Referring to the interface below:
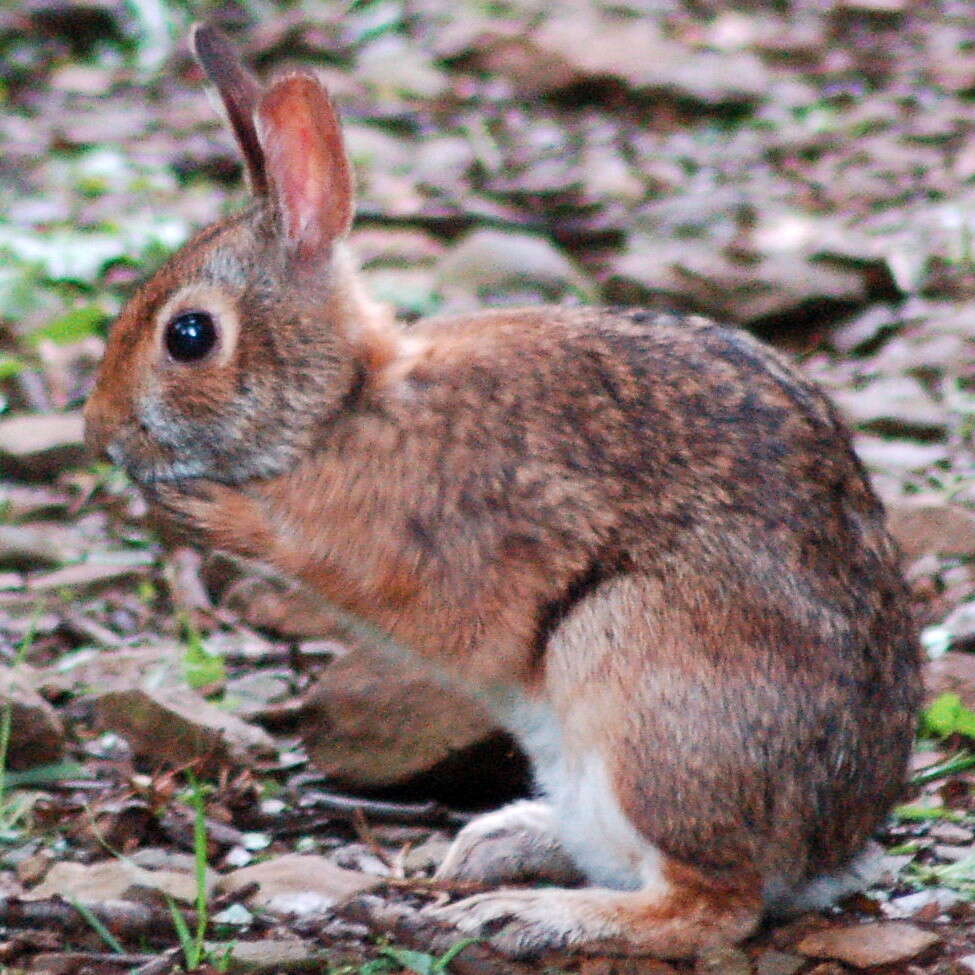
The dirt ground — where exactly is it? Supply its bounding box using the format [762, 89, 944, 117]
[3, 0, 975, 972]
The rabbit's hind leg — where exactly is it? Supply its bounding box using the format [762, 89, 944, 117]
[425, 854, 761, 959]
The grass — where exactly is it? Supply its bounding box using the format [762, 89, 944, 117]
[0, 609, 43, 839]
[912, 750, 975, 787]
[330, 938, 482, 975]
[70, 770, 232, 970]
[67, 897, 126, 955]
[181, 614, 226, 691]
[166, 771, 229, 971]
[920, 693, 975, 740]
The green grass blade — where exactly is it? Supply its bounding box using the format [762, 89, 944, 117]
[434, 939, 480, 971]
[67, 897, 125, 954]
[165, 892, 198, 969]
[187, 772, 210, 964]
[4, 761, 88, 788]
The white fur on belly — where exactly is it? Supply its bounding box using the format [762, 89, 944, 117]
[485, 687, 668, 894]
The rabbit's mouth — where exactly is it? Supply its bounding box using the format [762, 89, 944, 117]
[108, 442, 209, 486]
[131, 464, 207, 485]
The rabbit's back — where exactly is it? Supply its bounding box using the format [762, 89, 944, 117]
[407, 304, 893, 584]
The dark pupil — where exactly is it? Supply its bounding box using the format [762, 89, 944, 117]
[165, 311, 217, 362]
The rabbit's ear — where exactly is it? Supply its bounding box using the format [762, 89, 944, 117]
[191, 23, 268, 196]
[256, 73, 353, 267]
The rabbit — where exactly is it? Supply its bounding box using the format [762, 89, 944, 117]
[84, 24, 922, 960]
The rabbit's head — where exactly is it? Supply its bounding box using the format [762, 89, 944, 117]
[85, 26, 365, 485]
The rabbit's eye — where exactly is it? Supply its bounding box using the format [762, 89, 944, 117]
[165, 311, 217, 362]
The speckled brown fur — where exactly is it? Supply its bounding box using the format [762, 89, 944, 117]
[84, 27, 921, 960]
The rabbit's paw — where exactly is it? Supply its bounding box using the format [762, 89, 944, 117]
[436, 801, 581, 887]
[145, 480, 270, 555]
[425, 888, 604, 958]
[144, 479, 223, 531]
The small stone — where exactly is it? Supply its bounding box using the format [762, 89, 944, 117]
[223, 847, 252, 869]
[695, 945, 750, 975]
[210, 903, 253, 927]
[931, 822, 974, 844]
[797, 922, 939, 967]
[886, 497, 975, 562]
[755, 950, 804, 975]
[884, 887, 961, 918]
[933, 844, 973, 863]
[935, 606, 975, 654]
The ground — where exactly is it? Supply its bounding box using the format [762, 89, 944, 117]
[2, 0, 975, 972]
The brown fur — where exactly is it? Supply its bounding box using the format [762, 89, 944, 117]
[84, 26, 921, 959]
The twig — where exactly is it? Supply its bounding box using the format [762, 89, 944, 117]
[130, 945, 182, 975]
[295, 789, 472, 828]
[31, 951, 159, 968]
[353, 806, 395, 870]
[210, 881, 259, 912]
[0, 895, 196, 939]
[58, 610, 124, 648]
[158, 806, 248, 849]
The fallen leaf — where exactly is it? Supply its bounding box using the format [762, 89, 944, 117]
[25, 857, 214, 905]
[94, 686, 277, 771]
[218, 853, 381, 916]
[796, 922, 939, 967]
[0, 665, 64, 769]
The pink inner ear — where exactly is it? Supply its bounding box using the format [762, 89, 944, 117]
[256, 75, 353, 264]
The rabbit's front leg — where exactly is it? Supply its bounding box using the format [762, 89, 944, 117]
[147, 480, 273, 558]
[436, 800, 582, 887]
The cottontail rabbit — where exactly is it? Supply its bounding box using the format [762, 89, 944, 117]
[84, 25, 921, 959]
